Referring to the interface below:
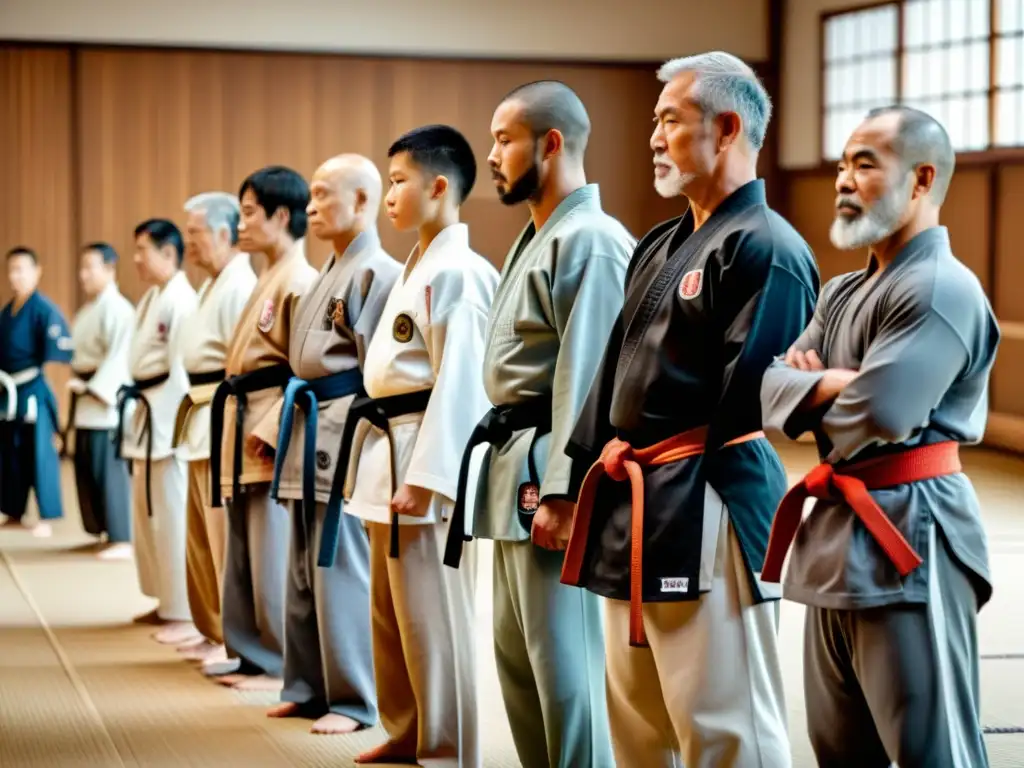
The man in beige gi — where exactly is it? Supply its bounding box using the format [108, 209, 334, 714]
[174, 192, 257, 669]
[208, 166, 317, 691]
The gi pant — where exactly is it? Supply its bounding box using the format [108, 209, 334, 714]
[221, 483, 288, 678]
[602, 492, 791, 768]
[280, 500, 376, 726]
[367, 519, 479, 767]
[804, 523, 990, 768]
[493, 539, 613, 768]
[131, 456, 190, 622]
[74, 428, 132, 542]
[0, 420, 62, 523]
[185, 460, 226, 644]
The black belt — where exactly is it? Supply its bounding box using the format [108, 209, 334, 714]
[319, 388, 432, 567]
[209, 364, 293, 508]
[114, 372, 171, 517]
[189, 369, 226, 387]
[443, 397, 552, 568]
[59, 368, 96, 459]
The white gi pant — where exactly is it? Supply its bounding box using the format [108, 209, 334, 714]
[602, 486, 791, 768]
[131, 456, 190, 622]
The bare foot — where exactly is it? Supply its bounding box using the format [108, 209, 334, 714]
[30, 522, 52, 538]
[311, 713, 361, 735]
[153, 622, 201, 645]
[97, 542, 133, 561]
[213, 673, 249, 687]
[232, 674, 283, 692]
[178, 639, 220, 660]
[266, 701, 302, 718]
[354, 742, 418, 764]
[201, 649, 239, 677]
[1, 517, 25, 528]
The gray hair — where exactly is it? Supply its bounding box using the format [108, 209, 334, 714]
[656, 51, 772, 151]
[863, 105, 955, 205]
[184, 191, 241, 245]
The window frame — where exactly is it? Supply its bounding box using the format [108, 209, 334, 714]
[819, 0, 1024, 166]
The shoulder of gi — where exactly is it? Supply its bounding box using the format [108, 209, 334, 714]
[427, 248, 499, 315]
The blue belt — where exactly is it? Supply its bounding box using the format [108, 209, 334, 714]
[269, 368, 364, 515]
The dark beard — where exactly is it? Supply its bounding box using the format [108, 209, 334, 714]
[497, 144, 542, 205]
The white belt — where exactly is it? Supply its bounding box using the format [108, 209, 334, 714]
[10, 366, 41, 386]
[0, 371, 16, 421]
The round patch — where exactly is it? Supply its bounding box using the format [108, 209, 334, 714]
[258, 299, 275, 333]
[315, 450, 331, 471]
[517, 482, 540, 513]
[392, 313, 414, 343]
[48, 323, 62, 339]
[678, 269, 703, 300]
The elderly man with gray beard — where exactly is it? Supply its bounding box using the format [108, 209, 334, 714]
[173, 192, 257, 666]
[560, 51, 817, 768]
[760, 105, 997, 768]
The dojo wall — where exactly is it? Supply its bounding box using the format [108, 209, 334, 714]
[778, 0, 1024, 454]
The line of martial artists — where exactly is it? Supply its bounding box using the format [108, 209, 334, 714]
[1, 46, 997, 768]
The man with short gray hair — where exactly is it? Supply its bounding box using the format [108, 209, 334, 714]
[561, 51, 816, 767]
[761, 105, 996, 767]
[171, 191, 257, 669]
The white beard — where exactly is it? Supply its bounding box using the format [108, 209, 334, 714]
[653, 157, 695, 198]
[829, 176, 913, 250]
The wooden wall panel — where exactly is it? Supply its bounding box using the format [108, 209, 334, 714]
[994, 167, 1024, 324]
[0, 46, 75, 406]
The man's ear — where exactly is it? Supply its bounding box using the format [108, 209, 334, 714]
[542, 128, 564, 160]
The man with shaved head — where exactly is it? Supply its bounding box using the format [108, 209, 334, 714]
[761, 105, 998, 767]
[263, 153, 397, 734]
[443, 80, 633, 767]
[172, 191, 257, 667]
[561, 52, 817, 767]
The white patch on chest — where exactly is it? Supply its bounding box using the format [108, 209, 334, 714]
[258, 299, 275, 333]
[659, 577, 689, 593]
[678, 269, 704, 300]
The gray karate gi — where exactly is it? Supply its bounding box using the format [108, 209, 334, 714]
[469, 184, 633, 768]
[272, 230, 399, 724]
[760, 226, 999, 768]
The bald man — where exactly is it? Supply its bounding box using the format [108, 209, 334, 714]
[444, 80, 631, 767]
[263, 154, 398, 734]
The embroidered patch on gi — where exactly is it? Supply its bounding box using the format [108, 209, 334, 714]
[258, 299, 275, 333]
[392, 313, 414, 343]
[316, 450, 331, 471]
[324, 297, 346, 331]
[157, 321, 169, 341]
[57, 337, 73, 351]
[517, 482, 540, 513]
[678, 269, 703, 300]
[660, 577, 689, 593]
[48, 323, 62, 339]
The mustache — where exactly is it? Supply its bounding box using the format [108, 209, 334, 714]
[835, 196, 864, 214]
[491, 170, 507, 183]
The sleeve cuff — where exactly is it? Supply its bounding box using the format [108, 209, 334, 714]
[404, 471, 458, 505]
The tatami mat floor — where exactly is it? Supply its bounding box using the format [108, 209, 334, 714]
[1, 444, 1023, 767]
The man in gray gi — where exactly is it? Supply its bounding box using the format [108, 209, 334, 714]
[444, 80, 633, 768]
[760, 105, 998, 768]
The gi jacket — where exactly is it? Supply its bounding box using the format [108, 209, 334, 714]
[566, 180, 820, 604]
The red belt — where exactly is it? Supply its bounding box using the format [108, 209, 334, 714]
[560, 426, 764, 647]
[761, 441, 962, 583]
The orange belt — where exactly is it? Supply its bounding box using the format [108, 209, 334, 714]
[761, 441, 962, 584]
[561, 426, 764, 647]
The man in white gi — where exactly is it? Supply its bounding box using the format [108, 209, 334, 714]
[444, 81, 631, 768]
[65, 242, 135, 560]
[119, 219, 199, 637]
[561, 53, 817, 768]
[173, 192, 257, 667]
[265, 154, 397, 734]
[760, 105, 997, 768]
[209, 166, 317, 692]
[340, 125, 497, 766]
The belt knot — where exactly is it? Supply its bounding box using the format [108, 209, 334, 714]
[804, 463, 835, 498]
[598, 438, 635, 482]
